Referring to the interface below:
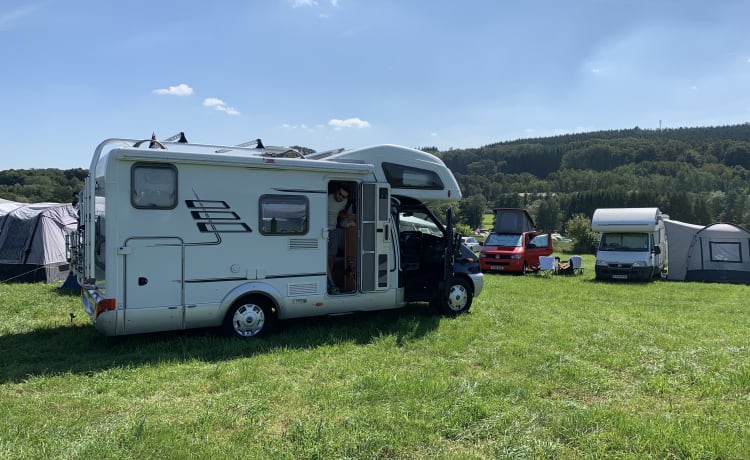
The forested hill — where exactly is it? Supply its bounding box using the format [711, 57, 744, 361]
[434, 123, 750, 230]
[0, 168, 87, 204]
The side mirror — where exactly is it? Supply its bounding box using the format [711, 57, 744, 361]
[652, 245, 661, 255]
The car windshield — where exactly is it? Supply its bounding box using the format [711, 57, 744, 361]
[399, 212, 442, 236]
[485, 233, 523, 247]
[599, 233, 650, 252]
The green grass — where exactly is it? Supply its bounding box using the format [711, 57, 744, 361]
[2, 261, 750, 459]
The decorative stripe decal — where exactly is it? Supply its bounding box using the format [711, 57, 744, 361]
[186, 199, 252, 233]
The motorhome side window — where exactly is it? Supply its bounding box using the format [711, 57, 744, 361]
[131, 163, 178, 209]
[259, 195, 309, 235]
[381, 162, 444, 190]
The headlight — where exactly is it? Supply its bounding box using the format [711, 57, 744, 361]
[510, 254, 522, 259]
[595, 259, 607, 266]
[631, 261, 646, 267]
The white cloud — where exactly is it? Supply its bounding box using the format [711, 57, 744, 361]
[292, 0, 318, 7]
[282, 123, 316, 133]
[203, 97, 225, 107]
[203, 97, 240, 115]
[291, 0, 339, 9]
[153, 83, 194, 96]
[328, 117, 370, 130]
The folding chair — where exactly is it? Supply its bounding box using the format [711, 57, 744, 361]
[569, 255, 584, 275]
[537, 256, 556, 276]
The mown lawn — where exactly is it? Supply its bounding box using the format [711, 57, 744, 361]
[1, 259, 749, 459]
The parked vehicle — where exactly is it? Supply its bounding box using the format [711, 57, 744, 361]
[479, 232, 553, 273]
[461, 236, 481, 252]
[69, 136, 483, 338]
[479, 208, 553, 273]
[592, 207, 668, 281]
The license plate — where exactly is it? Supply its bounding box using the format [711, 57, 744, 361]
[612, 274, 628, 280]
[490, 266, 504, 271]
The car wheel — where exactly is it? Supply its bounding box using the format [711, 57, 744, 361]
[437, 277, 472, 316]
[223, 297, 276, 338]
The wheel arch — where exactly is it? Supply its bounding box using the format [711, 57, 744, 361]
[220, 282, 283, 322]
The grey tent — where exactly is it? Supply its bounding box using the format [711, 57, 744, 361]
[665, 219, 750, 283]
[0, 199, 23, 230]
[0, 202, 78, 283]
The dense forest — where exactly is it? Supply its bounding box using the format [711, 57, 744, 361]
[431, 123, 750, 233]
[2, 124, 750, 235]
[0, 168, 87, 204]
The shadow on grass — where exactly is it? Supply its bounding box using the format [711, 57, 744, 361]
[0, 303, 443, 384]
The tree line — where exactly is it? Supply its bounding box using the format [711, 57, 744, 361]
[435, 124, 750, 234]
[0, 168, 87, 204]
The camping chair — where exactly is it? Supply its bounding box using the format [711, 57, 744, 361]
[537, 256, 556, 276]
[569, 255, 584, 275]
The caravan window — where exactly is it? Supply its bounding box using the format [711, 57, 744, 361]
[259, 195, 309, 235]
[382, 162, 444, 190]
[131, 163, 177, 209]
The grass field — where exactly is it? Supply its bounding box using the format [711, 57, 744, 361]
[2, 257, 750, 459]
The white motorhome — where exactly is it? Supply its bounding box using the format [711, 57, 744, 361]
[591, 207, 668, 281]
[69, 137, 483, 338]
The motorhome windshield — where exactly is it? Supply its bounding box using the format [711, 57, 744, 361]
[599, 233, 650, 252]
[485, 233, 523, 247]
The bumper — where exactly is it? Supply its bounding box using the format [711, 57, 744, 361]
[82, 288, 118, 335]
[595, 266, 653, 281]
[479, 259, 524, 273]
[469, 272, 484, 298]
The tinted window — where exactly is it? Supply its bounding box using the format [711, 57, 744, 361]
[259, 195, 309, 235]
[131, 163, 177, 209]
[382, 162, 443, 190]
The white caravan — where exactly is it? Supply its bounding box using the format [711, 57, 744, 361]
[591, 207, 668, 281]
[69, 137, 483, 338]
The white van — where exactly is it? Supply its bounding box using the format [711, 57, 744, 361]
[591, 207, 668, 281]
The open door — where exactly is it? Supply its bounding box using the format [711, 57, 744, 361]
[443, 207, 456, 295]
[359, 183, 390, 291]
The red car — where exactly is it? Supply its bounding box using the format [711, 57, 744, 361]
[479, 208, 553, 273]
[479, 231, 553, 273]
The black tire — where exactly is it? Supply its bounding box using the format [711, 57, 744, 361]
[222, 297, 276, 338]
[437, 277, 473, 316]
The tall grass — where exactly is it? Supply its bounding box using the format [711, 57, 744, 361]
[1, 261, 749, 459]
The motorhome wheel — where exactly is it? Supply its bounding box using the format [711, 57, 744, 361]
[223, 298, 276, 338]
[437, 277, 472, 316]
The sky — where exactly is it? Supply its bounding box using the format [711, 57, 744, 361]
[2, 0, 750, 170]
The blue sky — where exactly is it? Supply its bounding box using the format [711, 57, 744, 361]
[2, 0, 749, 170]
